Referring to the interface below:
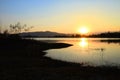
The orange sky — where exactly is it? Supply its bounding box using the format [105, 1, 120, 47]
[0, 0, 120, 33]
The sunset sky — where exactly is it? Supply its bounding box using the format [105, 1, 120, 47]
[0, 0, 120, 33]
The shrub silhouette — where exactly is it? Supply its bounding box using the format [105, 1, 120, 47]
[0, 22, 33, 40]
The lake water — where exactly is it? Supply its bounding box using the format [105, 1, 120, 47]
[34, 38, 120, 66]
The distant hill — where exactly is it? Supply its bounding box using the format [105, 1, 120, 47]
[20, 31, 65, 37]
[20, 31, 120, 38]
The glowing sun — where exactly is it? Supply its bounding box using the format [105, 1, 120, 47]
[78, 27, 89, 34]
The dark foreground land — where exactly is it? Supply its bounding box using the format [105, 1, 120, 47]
[0, 39, 120, 80]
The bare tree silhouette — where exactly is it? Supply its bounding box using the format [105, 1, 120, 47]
[9, 22, 33, 34]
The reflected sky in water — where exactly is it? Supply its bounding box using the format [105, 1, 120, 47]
[36, 38, 120, 66]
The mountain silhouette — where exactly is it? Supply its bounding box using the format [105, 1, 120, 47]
[20, 31, 65, 37]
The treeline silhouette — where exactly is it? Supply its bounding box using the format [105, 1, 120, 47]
[54, 34, 81, 38]
[1, 31, 120, 39]
[89, 32, 120, 38]
[54, 32, 120, 38]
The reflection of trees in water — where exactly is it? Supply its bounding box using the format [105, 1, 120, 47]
[100, 39, 120, 44]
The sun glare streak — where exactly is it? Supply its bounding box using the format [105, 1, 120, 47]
[79, 38, 88, 47]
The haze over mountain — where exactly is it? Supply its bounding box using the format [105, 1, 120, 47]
[20, 31, 65, 37]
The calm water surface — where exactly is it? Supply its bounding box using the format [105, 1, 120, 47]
[34, 38, 120, 66]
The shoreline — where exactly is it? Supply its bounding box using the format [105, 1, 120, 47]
[0, 39, 120, 80]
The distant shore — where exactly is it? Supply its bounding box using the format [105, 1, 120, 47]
[0, 38, 120, 80]
[20, 31, 120, 38]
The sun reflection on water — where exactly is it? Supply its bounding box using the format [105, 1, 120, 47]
[79, 38, 88, 47]
[45, 38, 120, 66]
